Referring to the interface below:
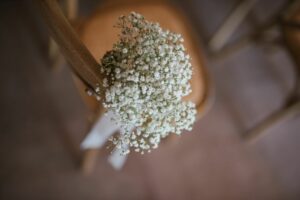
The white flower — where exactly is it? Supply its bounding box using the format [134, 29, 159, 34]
[100, 12, 196, 155]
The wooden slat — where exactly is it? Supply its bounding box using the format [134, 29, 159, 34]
[36, 0, 103, 95]
[245, 101, 300, 142]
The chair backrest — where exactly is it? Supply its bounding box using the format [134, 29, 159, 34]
[37, 0, 104, 98]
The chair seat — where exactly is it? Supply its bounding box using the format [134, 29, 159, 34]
[78, 1, 210, 116]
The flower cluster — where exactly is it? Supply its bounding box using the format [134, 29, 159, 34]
[100, 12, 196, 155]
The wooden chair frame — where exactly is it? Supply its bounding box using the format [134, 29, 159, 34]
[36, 0, 213, 173]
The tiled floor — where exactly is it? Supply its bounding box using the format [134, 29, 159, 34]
[0, 0, 299, 199]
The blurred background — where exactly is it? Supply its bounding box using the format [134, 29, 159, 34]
[1, 0, 300, 199]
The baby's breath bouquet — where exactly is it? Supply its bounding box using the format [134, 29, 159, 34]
[99, 12, 196, 155]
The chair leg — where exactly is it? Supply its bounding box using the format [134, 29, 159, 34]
[81, 149, 101, 175]
[244, 101, 300, 143]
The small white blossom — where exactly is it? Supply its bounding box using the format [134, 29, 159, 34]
[122, 48, 128, 54]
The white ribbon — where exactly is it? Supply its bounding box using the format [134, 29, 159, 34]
[80, 111, 128, 170]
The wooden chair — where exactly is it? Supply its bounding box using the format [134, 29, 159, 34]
[37, 0, 212, 174]
[199, 0, 300, 142]
[244, 1, 300, 142]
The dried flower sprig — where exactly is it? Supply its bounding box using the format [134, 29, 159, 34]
[100, 12, 196, 155]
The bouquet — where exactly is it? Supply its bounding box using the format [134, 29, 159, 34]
[98, 12, 196, 155]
